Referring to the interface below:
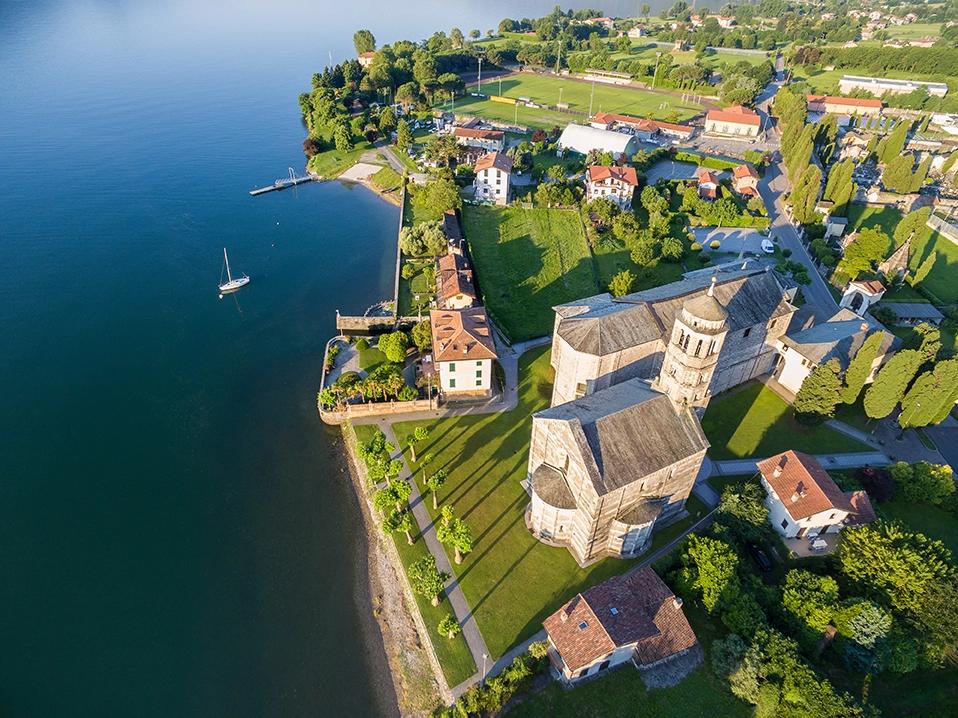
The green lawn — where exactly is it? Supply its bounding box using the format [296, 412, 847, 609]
[370, 166, 402, 191]
[306, 130, 377, 179]
[454, 73, 704, 127]
[393, 347, 709, 658]
[791, 67, 955, 93]
[398, 259, 435, 317]
[833, 396, 878, 436]
[592, 243, 687, 295]
[883, 22, 943, 40]
[908, 229, 958, 303]
[463, 205, 597, 342]
[358, 346, 389, 372]
[701, 384, 872, 460]
[882, 500, 958, 555]
[846, 205, 902, 236]
[403, 189, 443, 228]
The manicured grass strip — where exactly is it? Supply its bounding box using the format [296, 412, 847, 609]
[846, 204, 902, 236]
[398, 259, 435, 317]
[882, 499, 958, 556]
[701, 384, 871, 461]
[463, 206, 597, 342]
[358, 347, 388, 372]
[307, 134, 376, 179]
[370, 166, 402, 191]
[394, 347, 710, 657]
[909, 229, 958, 303]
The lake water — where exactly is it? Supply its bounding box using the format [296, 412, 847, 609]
[0, 0, 674, 715]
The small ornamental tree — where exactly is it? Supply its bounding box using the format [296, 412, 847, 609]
[890, 461, 956, 505]
[375, 479, 411, 512]
[840, 331, 884, 404]
[438, 615, 461, 639]
[437, 516, 473, 564]
[863, 349, 924, 419]
[419, 453, 435, 482]
[411, 320, 432, 353]
[378, 331, 410, 363]
[608, 269, 636, 298]
[408, 426, 429, 462]
[441, 504, 455, 526]
[383, 509, 415, 545]
[794, 358, 842, 425]
[408, 554, 450, 606]
[426, 469, 449, 510]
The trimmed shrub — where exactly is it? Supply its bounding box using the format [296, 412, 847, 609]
[691, 242, 703, 252]
[710, 239, 721, 250]
[356, 338, 370, 351]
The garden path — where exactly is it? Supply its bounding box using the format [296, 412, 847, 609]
[712, 451, 889, 476]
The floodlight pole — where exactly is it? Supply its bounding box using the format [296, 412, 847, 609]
[478, 58, 482, 94]
[589, 78, 596, 117]
[652, 52, 662, 91]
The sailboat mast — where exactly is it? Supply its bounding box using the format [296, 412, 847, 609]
[223, 248, 233, 282]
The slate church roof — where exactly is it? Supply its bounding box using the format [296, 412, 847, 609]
[782, 308, 898, 368]
[534, 379, 709, 496]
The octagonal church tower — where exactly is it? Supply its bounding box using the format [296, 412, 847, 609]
[652, 277, 729, 413]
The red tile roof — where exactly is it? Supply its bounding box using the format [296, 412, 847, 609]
[430, 308, 497, 362]
[588, 165, 639, 186]
[698, 171, 718, 186]
[544, 567, 698, 674]
[733, 164, 760, 179]
[437, 253, 476, 303]
[707, 105, 761, 126]
[807, 95, 883, 110]
[847, 490, 877, 524]
[850, 279, 885, 295]
[758, 451, 855, 521]
[453, 127, 504, 141]
[652, 121, 693, 135]
[474, 151, 513, 173]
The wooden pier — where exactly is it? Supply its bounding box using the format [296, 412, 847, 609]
[250, 168, 321, 196]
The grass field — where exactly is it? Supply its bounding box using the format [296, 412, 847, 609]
[701, 384, 872, 460]
[883, 499, 958, 555]
[397, 259, 435, 316]
[454, 73, 704, 129]
[370, 166, 402, 191]
[792, 66, 955, 93]
[909, 229, 958, 303]
[462, 205, 597, 342]
[882, 22, 943, 40]
[592, 242, 687, 295]
[846, 204, 902, 236]
[393, 347, 710, 657]
[306, 127, 376, 178]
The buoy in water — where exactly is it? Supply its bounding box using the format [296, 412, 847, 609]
[219, 293, 224, 299]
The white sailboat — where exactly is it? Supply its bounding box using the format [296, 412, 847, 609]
[218, 247, 249, 295]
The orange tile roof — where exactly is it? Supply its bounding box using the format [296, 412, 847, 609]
[544, 567, 697, 673]
[429, 308, 497, 362]
[474, 151, 513, 173]
[808, 95, 883, 110]
[733, 164, 759, 179]
[453, 127, 504, 141]
[437, 253, 475, 302]
[587, 165, 639, 186]
[847, 490, 877, 524]
[758, 451, 855, 521]
[850, 279, 885, 295]
[707, 105, 761, 126]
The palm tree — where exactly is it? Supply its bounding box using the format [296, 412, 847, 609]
[426, 470, 448, 510]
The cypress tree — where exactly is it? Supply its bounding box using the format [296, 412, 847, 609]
[942, 152, 958, 175]
[912, 252, 937, 287]
[882, 154, 916, 194]
[894, 207, 931, 245]
[841, 331, 885, 405]
[863, 349, 925, 419]
[900, 360, 958, 429]
[794, 359, 843, 426]
[787, 126, 815, 184]
[909, 155, 932, 193]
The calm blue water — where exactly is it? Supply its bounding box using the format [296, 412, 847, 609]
[0, 0, 672, 715]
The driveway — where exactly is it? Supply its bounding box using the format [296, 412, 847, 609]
[692, 227, 767, 255]
[922, 425, 958, 471]
[644, 160, 711, 184]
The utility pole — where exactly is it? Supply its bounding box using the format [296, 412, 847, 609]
[499, 75, 502, 96]
[559, 87, 564, 106]
[589, 77, 596, 117]
[477, 57, 483, 95]
[652, 51, 662, 91]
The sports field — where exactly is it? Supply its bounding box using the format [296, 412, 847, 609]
[454, 72, 704, 129]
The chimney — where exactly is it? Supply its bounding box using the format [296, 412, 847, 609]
[773, 466, 782, 478]
[673, 596, 684, 610]
[790, 493, 799, 503]
[560, 613, 568, 622]
[861, 323, 869, 332]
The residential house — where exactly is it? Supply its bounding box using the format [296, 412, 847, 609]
[442, 210, 466, 255]
[717, 16, 735, 28]
[909, 37, 938, 48]
[557, 124, 640, 159]
[840, 131, 872, 162]
[654, 121, 694, 140]
[453, 127, 506, 152]
[543, 567, 700, 685]
[759, 451, 876, 539]
[584, 16, 614, 30]
[731, 164, 760, 197]
[358, 51, 376, 68]
[473, 151, 512, 205]
[697, 171, 720, 200]
[436, 253, 476, 309]
[429, 307, 498, 396]
[705, 106, 761, 137]
[586, 165, 639, 209]
[774, 308, 897, 394]
[807, 95, 883, 116]
[627, 25, 646, 38]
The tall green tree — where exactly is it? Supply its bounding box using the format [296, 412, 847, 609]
[823, 159, 856, 217]
[407, 426, 429, 462]
[608, 269, 636, 297]
[863, 349, 924, 419]
[789, 164, 822, 224]
[841, 331, 884, 404]
[794, 358, 842, 425]
[437, 515, 473, 564]
[840, 227, 890, 279]
[374, 479, 412, 513]
[383, 508, 415, 544]
[425, 469, 448, 510]
[408, 554, 450, 606]
[411, 319, 432, 353]
[676, 535, 739, 614]
[782, 570, 840, 651]
[353, 29, 376, 55]
[894, 207, 931, 246]
[876, 119, 910, 165]
[378, 106, 397, 135]
[378, 331, 410, 363]
[713, 482, 769, 543]
[890, 461, 956, 504]
[900, 360, 958, 429]
[785, 125, 815, 184]
[911, 252, 937, 287]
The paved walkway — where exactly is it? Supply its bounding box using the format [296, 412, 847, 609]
[374, 421, 492, 684]
[712, 451, 889, 476]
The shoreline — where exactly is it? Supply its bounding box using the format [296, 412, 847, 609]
[338, 421, 447, 717]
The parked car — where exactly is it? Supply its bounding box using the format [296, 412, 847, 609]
[747, 543, 773, 571]
[761, 238, 775, 254]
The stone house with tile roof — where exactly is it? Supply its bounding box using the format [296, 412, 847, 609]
[473, 152, 512, 205]
[436, 253, 476, 309]
[759, 451, 876, 539]
[586, 165, 639, 209]
[732, 164, 760, 197]
[543, 566, 700, 684]
[429, 308, 498, 396]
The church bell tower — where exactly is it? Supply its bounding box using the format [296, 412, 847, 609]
[652, 277, 729, 413]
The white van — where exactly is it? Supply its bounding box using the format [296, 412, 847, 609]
[761, 239, 775, 254]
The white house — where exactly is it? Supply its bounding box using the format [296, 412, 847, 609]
[557, 124, 640, 159]
[759, 451, 876, 539]
[705, 106, 761, 137]
[586, 165, 639, 209]
[774, 308, 897, 395]
[839, 280, 885, 316]
[453, 127, 506, 152]
[473, 152, 512, 205]
[429, 307, 498, 396]
[543, 567, 700, 685]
